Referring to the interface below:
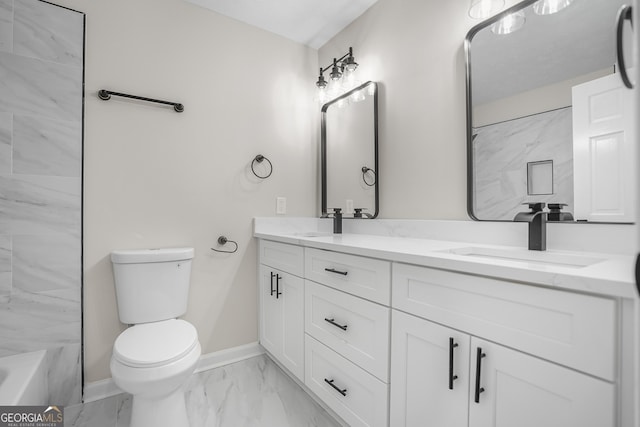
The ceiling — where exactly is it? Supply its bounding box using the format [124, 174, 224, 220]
[183, 0, 379, 49]
[471, 0, 627, 105]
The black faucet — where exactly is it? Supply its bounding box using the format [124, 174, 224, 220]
[514, 202, 547, 251]
[353, 208, 373, 219]
[331, 208, 342, 234]
[547, 203, 574, 222]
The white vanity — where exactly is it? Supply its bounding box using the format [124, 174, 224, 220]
[255, 218, 638, 427]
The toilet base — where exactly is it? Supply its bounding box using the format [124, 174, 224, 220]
[129, 386, 190, 427]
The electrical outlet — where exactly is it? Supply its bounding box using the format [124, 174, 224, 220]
[346, 199, 354, 214]
[276, 197, 286, 215]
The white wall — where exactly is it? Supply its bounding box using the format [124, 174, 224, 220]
[474, 68, 613, 127]
[54, 0, 318, 382]
[320, 0, 478, 219]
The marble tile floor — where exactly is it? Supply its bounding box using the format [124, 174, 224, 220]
[65, 354, 343, 427]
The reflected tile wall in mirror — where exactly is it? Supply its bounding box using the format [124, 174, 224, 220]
[0, 0, 84, 406]
[473, 107, 573, 220]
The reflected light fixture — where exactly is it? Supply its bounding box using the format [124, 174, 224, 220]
[468, 0, 505, 19]
[533, 0, 573, 15]
[491, 10, 526, 35]
[316, 47, 359, 103]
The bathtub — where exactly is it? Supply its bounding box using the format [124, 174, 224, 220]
[0, 350, 48, 405]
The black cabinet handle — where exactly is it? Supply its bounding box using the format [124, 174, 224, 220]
[616, 4, 634, 89]
[269, 272, 275, 296]
[324, 317, 348, 331]
[474, 347, 486, 403]
[325, 267, 348, 276]
[324, 378, 347, 396]
[449, 337, 459, 390]
[275, 274, 282, 299]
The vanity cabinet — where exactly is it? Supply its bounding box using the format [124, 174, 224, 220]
[258, 237, 625, 427]
[391, 263, 617, 427]
[258, 241, 305, 381]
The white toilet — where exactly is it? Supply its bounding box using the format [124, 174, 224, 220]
[110, 247, 201, 427]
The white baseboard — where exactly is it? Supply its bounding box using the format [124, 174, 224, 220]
[83, 342, 264, 403]
[194, 342, 264, 374]
[83, 377, 122, 403]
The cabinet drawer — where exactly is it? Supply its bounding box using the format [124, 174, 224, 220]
[259, 240, 304, 277]
[305, 280, 390, 382]
[305, 335, 389, 427]
[305, 248, 391, 305]
[392, 263, 616, 381]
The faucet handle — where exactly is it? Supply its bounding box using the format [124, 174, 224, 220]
[548, 203, 568, 211]
[523, 202, 546, 212]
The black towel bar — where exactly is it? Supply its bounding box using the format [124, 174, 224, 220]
[98, 89, 184, 113]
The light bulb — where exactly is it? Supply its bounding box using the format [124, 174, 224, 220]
[342, 68, 357, 90]
[318, 87, 328, 104]
[468, 0, 505, 19]
[533, 0, 573, 15]
[491, 10, 525, 35]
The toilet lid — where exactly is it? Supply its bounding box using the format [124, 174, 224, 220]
[113, 319, 198, 368]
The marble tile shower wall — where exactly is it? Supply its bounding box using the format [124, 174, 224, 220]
[473, 107, 573, 221]
[0, 0, 83, 406]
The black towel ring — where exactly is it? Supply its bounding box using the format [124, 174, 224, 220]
[211, 236, 238, 254]
[251, 155, 273, 179]
[362, 166, 376, 187]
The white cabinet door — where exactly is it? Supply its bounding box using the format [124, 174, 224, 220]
[469, 338, 615, 427]
[259, 265, 304, 381]
[573, 73, 636, 222]
[260, 265, 282, 357]
[390, 310, 470, 427]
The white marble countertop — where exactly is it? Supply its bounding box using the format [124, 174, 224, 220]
[254, 219, 638, 300]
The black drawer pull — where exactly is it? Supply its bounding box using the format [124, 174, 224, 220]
[275, 274, 282, 299]
[324, 317, 348, 331]
[324, 378, 347, 396]
[474, 347, 486, 403]
[449, 337, 459, 390]
[269, 272, 276, 296]
[325, 267, 348, 276]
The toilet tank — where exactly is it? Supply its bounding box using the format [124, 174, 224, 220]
[110, 248, 194, 324]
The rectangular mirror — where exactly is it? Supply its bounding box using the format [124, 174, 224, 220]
[322, 81, 378, 218]
[465, 0, 635, 223]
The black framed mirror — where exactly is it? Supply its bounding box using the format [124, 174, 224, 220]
[321, 81, 379, 219]
[465, 0, 635, 223]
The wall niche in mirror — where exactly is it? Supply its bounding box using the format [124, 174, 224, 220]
[322, 81, 378, 219]
[465, 0, 636, 223]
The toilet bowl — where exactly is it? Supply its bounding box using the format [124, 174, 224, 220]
[109, 248, 200, 427]
[111, 319, 201, 427]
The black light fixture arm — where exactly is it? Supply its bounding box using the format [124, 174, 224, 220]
[318, 48, 353, 74]
[316, 47, 357, 88]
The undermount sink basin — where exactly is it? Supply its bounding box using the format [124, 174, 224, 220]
[446, 247, 604, 268]
[292, 232, 333, 238]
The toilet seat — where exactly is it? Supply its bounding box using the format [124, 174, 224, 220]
[113, 319, 198, 368]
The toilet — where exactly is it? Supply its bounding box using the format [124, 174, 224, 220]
[110, 247, 201, 427]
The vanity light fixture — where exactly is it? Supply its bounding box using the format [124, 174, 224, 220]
[316, 47, 359, 103]
[533, 0, 573, 15]
[468, 0, 505, 19]
[491, 10, 526, 35]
